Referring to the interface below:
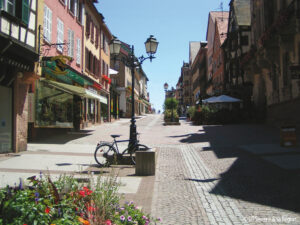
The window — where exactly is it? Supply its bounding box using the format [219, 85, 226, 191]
[68, 0, 75, 15]
[1, 0, 29, 24]
[1, 0, 16, 16]
[95, 27, 99, 48]
[77, 2, 82, 23]
[57, 18, 64, 52]
[85, 14, 90, 36]
[44, 5, 52, 42]
[76, 38, 81, 65]
[68, 29, 74, 57]
[90, 20, 94, 43]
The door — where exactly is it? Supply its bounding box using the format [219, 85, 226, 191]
[0, 85, 12, 153]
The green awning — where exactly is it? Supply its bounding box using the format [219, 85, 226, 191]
[41, 79, 106, 103]
[42, 61, 93, 86]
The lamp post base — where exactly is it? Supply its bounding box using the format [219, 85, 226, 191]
[129, 117, 137, 148]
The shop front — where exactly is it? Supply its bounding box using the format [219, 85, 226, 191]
[0, 85, 12, 153]
[31, 57, 103, 138]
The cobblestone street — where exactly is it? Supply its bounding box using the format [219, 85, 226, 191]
[2, 114, 300, 224]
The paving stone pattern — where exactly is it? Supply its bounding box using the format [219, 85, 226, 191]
[151, 144, 300, 225]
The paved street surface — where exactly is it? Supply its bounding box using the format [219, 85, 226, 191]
[1, 114, 300, 224]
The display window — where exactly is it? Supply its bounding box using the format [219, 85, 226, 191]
[35, 81, 74, 128]
[0, 85, 12, 153]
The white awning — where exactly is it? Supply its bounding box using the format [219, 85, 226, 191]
[109, 68, 118, 75]
[85, 89, 107, 104]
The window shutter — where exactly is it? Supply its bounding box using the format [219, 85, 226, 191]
[85, 48, 88, 70]
[95, 28, 99, 48]
[76, 38, 81, 65]
[98, 60, 101, 78]
[0, 0, 3, 10]
[91, 20, 94, 42]
[22, 0, 29, 25]
[91, 53, 94, 74]
[86, 14, 90, 36]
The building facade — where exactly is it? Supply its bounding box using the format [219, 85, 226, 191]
[211, 13, 228, 95]
[0, 0, 39, 153]
[242, 0, 300, 125]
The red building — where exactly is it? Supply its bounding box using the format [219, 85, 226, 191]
[211, 13, 228, 95]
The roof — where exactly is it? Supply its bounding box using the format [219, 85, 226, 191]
[215, 12, 229, 45]
[206, 11, 228, 41]
[232, 0, 251, 26]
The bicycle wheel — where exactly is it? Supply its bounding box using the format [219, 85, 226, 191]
[129, 144, 150, 165]
[94, 143, 116, 167]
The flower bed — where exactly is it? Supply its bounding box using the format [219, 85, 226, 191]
[0, 173, 159, 225]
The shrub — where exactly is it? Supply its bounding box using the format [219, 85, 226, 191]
[164, 109, 179, 121]
[163, 98, 178, 111]
[187, 106, 196, 120]
[0, 172, 159, 225]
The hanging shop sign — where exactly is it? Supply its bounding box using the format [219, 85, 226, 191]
[42, 56, 93, 86]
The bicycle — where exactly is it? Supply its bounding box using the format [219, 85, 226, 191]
[94, 134, 150, 167]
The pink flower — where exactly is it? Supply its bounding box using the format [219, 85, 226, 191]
[120, 215, 125, 221]
[105, 220, 112, 225]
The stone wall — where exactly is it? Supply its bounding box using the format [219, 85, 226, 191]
[14, 77, 29, 152]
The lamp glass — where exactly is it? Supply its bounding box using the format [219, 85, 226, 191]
[164, 82, 169, 90]
[109, 37, 121, 55]
[145, 35, 158, 55]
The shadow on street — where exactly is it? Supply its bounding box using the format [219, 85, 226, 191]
[29, 130, 93, 144]
[171, 123, 300, 213]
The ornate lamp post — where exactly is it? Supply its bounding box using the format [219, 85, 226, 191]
[109, 35, 158, 147]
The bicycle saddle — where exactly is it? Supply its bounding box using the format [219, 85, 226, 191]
[111, 135, 121, 138]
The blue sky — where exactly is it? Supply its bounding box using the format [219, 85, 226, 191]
[95, 0, 230, 112]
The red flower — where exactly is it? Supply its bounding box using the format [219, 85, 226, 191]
[87, 206, 96, 212]
[83, 187, 93, 195]
[79, 190, 86, 197]
[45, 207, 50, 214]
[105, 220, 112, 225]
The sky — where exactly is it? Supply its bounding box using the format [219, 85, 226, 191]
[95, 0, 230, 112]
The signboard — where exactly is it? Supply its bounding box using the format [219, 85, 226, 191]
[28, 93, 35, 123]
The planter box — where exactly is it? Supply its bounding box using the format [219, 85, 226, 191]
[163, 122, 181, 126]
[135, 148, 156, 176]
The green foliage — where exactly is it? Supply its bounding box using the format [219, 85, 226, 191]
[190, 105, 242, 125]
[187, 106, 196, 119]
[0, 172, 160, 225]
[164, 109, 179, 121]
[163, 98, 178, 111]
[112, 201, 160, 225]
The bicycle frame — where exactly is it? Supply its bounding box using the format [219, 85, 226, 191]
[111, 138, 130, 155]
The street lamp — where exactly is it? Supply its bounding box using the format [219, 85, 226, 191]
[110, 35, 158, 148]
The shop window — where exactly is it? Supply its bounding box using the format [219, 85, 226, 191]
[35, 82, 74, 128]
